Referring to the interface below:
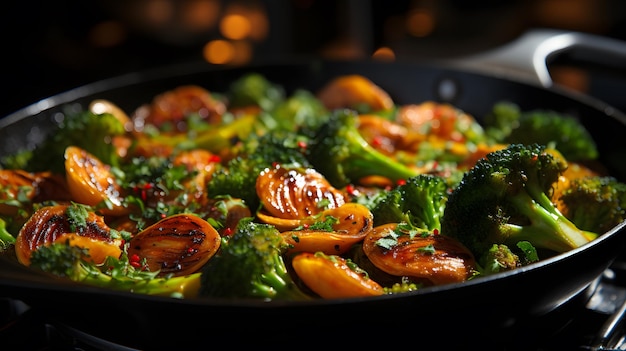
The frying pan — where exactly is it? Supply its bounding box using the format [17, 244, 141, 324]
[1, 30, 626, 349]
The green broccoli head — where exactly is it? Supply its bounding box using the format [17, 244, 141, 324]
[227, 72, 285, 111]
[0, 218, 16, 252]
[478, 244, 521, 275]
[207, 155, 261, 211]
[259, 89, 330, 133]
[5, 109, 125, 173]
[369, 174, 450, 231]
[478, 241, 540, 276]
[307, 109, 419, 188]
[483, 101, 523, 142]
[441, 143, 597, 259]
[382, 277, 420, 294]
[484, 101, 598, 161]
[558, 175, 626, 234]
[200, 217, 311, 300]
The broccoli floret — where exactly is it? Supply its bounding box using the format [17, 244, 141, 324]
[478, 242, 539, 276]
[369, 174, 450, 231]
[441, 143, 597, 260]
[479, 244, 520, 275]
[383, 277, 420, 294]
[483, 101, 523, 142]
[484, 101, 598, 161]
[308, 109, 419, 188]
[0, 150, 33, 171]
[199, 217, 311, 300]
[29, 240, 202, 298]
[206, 155, 261, 210]
[0, 217, 16, 252]
[227, 73, 330, 134]
[258, 89, 330, 133]
[2, 108, 125, 173]
[557, 176, 626, 234]
[207, 131, 311, 210]
[204, 195, 251, 235]
[227, 72, 285, 111]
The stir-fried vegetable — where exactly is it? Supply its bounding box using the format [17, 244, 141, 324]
[0, 72, 622, 300]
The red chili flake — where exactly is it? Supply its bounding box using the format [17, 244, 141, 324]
[345, 184, 355, 196]
[272, 161, 279, 168]
[143, 183, 153, 189]
[130, 254, 141, 263]
[371, 136, 383, 147]
[129, 254, 142, 268]
[160, 213, 167, 219]
[302, 223, 310, 229]
[433, 228, 439, 235]
[141, 189, 147, 201]
[223, 227, 233, 236]
[187, 247, 195, 254]
[209, 155, 221, 163]
[396, 179, 406, 186]
[297, 141, 307, 149]
[431, 161, 439, 170]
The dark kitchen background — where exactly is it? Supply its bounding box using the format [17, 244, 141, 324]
[1, 0, 626, 118]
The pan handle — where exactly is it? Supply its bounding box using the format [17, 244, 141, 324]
[459, 29, 626, 87]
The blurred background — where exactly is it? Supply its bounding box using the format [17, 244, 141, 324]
[1, 0, 626, 117]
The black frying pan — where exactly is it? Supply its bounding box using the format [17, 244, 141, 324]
[1, 30, 626, 350]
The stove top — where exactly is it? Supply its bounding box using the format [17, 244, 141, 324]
[503, 260, 626, 351]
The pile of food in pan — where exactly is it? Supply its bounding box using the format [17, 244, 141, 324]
[0, 73, 624, 301]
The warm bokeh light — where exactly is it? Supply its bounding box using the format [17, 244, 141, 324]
[533, 0, 605, 31]
[320, 37, 367, 60]
[230, 40, 253, 65]
[141, 0, 173, 29]
[246, 9, 269, 41]
[181, 0, 221, 32]
[220, 3, 269, 42]
[406, 9, 435, 38]
[203, 39, 235, 64]
[372, 47, 396, 61]
[220, 14, 251, 40]
[89, 21, 127, 48]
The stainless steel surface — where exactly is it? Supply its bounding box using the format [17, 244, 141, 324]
[461, 29, 626, 88]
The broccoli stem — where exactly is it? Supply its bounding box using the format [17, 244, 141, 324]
[143, 114, 257, 153]
[504, 189, 595, 253]
[527, 179, 599, 242]
[309, 109, 421, 187]
[191, 114, 257, 151]
[78, 267, 202, 298]
[341, 136, 419, 183]
[0, 218, 16, 251]
[255, 254, 311, 300]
